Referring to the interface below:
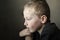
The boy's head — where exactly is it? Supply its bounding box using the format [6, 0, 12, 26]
[23, 1, 50, 33]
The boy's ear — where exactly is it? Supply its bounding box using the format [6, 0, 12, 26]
[40, 15, 47, 24]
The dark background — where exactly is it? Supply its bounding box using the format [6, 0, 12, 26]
[0, 0, 60, 40]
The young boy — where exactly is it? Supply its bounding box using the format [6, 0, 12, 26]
[19, 0, 60, 40]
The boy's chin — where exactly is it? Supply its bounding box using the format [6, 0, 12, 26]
[29, 29, 36, 33]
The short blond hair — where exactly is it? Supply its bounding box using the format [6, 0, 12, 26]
[24, 1, 50, 22]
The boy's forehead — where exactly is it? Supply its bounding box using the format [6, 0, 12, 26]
[23, 8, 35, 16]
[23, 7, 35, 14]
[23, 10, 36, 18]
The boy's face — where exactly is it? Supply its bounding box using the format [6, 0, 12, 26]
[23, 7, 42, 33]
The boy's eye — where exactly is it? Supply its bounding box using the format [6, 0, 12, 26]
[24, 16, 33, 21]
[27, 18, 32, 20]
[26, 17, 33, 21]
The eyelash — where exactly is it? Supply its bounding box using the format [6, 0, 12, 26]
[27, 18, 32, 20]
[24, 17, 33, 21]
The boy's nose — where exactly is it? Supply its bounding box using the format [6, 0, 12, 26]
[24, 21, 28, 26]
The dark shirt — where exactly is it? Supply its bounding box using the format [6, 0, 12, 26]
[20, 22, 60, 40]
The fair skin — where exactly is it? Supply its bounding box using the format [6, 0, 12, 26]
[23, 7, 42, 33]
[19, 7, 47, 40]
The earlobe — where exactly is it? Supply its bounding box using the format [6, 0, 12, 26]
[41, 15, 47, 24]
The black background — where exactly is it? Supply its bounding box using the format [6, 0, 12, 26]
[0, 0, 27, 40]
